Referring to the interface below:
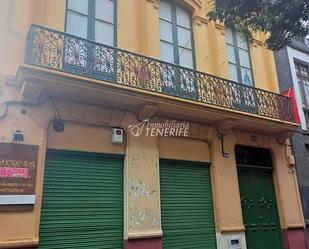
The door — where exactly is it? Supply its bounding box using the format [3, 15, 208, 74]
[160, 159, 216, 249]
[238, 168, 283, 249]
[39, 150, 123, 249]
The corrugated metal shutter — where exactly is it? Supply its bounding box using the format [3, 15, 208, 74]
[39, 150, 123, 249]
[160, 159, 217, 249]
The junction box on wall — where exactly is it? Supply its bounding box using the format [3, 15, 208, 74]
[227, 236, 241, 249]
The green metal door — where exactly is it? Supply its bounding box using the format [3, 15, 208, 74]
[160, 159, 217, 249]
[39, 150, 123, 249]
[238, 168, 283, 249]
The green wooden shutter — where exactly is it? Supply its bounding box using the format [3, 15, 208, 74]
[39, 150, 123, 249]
[160, 159, 217, 249]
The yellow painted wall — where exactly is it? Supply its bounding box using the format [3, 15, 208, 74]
[233, 130, 305, 228]
[0, 77, 214, 246]
[47, 122, 125, 154]
[0, 0, 66, 77]
[0, 0, 280, 93]
[0, 78, 130, 247]
[0, 70, 305, 247]
[159, 136, 210, 162]
[211, 129, 305, 232]
[0, 0, 304, 247]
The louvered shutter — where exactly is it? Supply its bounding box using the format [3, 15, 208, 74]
[160, 159, 216, 249]
[39, 150, 123, 249]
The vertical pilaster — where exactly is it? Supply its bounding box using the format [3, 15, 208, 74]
[271, 139, 305, 228]
[145, 0, 160, 58]
[121, 113, 162, 249]
[192, 16, 208, 71]
[211, 130, 244, 231]
[210, 130, 247, 249]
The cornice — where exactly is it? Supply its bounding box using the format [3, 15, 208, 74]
[192, 15, 208, 26]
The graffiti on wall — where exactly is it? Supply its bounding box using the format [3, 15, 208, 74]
[129, 206, 161, 231]
[129, 178, 157, 198]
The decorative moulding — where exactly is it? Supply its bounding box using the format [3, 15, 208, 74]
[192, 15, 208, 26]
[147, 0, 202, 10]
[146, 0, 159, 10]
[220, 225, 246, 232]
[215, 22, 226, 35]
[138, 103, 158, 121]
[276, 130, 294, 144]
[252, 38, 264, 47]
[191, 0, 203, 9]
[127, 230, 163, 239]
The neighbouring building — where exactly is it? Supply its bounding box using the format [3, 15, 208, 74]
[275, 34, 309, 237]
[0, 1, 308, 249]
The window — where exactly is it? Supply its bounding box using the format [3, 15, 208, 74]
[294, 34, 306, 45]
[66, 0, 116, 46]
[304, 110, 309, 129]
[226, 28, 254, 86]
[64, 0, 117, 81]
[159, 1, 194, 69]
[295, 62, 309, 108]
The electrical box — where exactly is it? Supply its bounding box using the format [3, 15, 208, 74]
[12, 130, 24, 142]
[227, 236, 241, 249]
[112, 128, 124, 144]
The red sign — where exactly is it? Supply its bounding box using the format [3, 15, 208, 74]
[0, 167, 29, 178]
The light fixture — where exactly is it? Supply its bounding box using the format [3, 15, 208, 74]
[217, 131, 229, 158]
[53, 120, 65, 132]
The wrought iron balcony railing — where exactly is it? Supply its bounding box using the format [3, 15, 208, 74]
[25, 25, 294, 122]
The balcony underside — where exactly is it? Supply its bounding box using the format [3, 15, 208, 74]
[17, 64, 298, 135]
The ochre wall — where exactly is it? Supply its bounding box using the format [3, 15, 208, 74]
[0, 79, 129, 247]
[233, 130, 305, 229]
[0, 70, 306, 248]
[47, 122, 125, 154]
[0, 77, 214, 247]
[0, 0, 304, 248]
[0, 0, 280, 93]
[159, 136, 210, 162]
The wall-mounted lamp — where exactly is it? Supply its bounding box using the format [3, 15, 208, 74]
[12, 130, 24, 143]
[53, 119, 65, 132]
[217, 131, 229, 158]
[284, 139, 296, 174]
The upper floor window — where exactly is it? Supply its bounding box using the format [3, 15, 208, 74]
[294, 34, 306, 45]
[295, 62, 309, 108]
[159, 1, 194, 69]
[304, 109, 309, 129]
[226, 28, 253, 86]
[66, 0, 116, 46]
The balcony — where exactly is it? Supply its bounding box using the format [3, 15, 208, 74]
[24, 25, 294, 123]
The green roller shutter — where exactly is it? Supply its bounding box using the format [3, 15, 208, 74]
[39, 150, 123, 249]
[160, 159, 217, 249]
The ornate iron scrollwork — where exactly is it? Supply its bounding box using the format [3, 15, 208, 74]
[26, 25, 295, 123]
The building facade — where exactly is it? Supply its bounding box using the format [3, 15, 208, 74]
[275, 34, 309, 237]
[0, 0, 307, 249]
